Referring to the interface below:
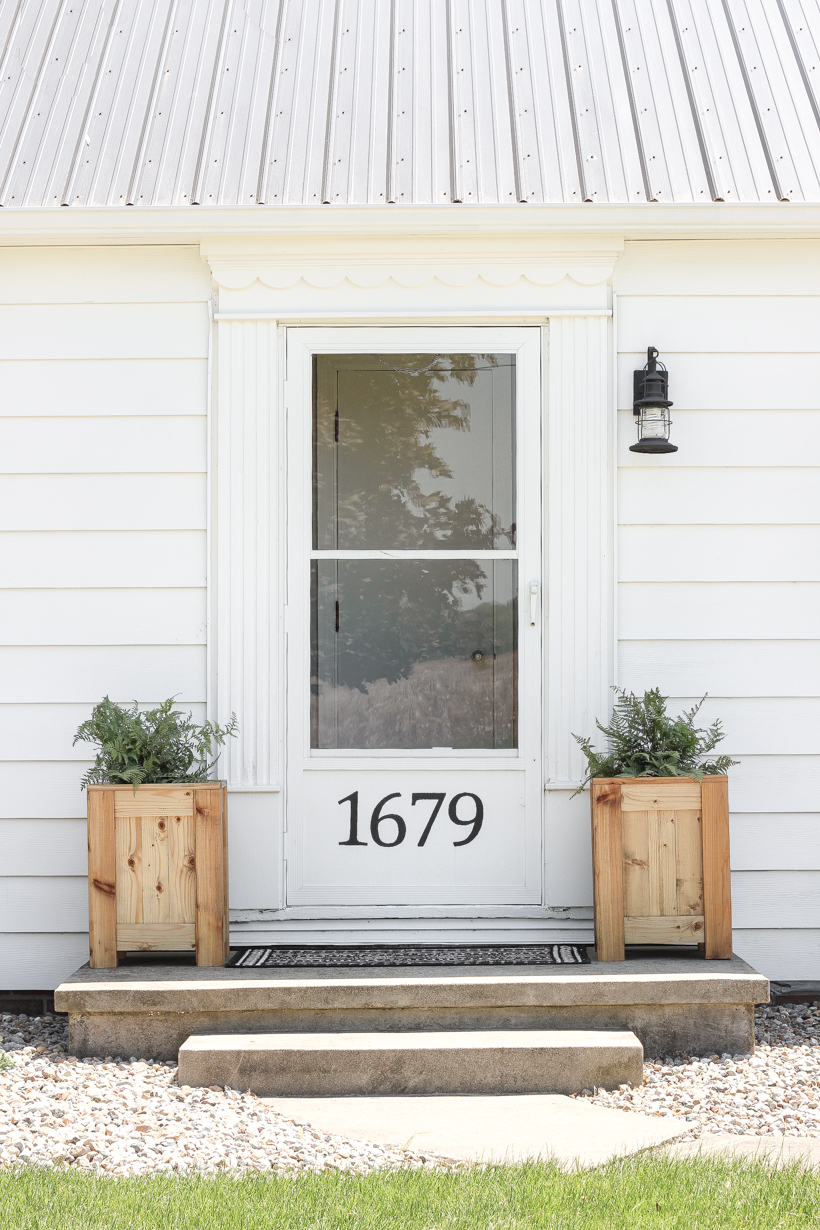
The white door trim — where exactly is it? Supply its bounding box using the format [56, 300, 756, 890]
[545, 316, 615, 789]
[211, 313, 614, 926]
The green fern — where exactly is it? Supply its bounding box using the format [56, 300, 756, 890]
[74, 697, 238, 791]
[573, 687, 737, 794]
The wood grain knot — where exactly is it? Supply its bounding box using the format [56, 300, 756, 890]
[596, 786, 620, 804]
[155, 882, 164, 893]
[127, 858, 135, 868]
[91, 878, 116, 897]
[158, 820, 166, 831]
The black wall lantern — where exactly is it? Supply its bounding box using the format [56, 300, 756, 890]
[631, 346, 677, 454]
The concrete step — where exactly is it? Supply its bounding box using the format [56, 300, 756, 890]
[177, 1029, 643, 1097]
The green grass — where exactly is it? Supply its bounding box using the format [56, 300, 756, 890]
[1, 1155, 819, 1230]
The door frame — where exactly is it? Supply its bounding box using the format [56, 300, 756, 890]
[284, 325, 544, 910]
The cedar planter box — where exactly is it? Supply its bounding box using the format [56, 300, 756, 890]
[590, 776, 732, 961]
[87, 782, 228, 969]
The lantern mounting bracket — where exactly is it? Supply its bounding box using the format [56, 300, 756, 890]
[632, 345, 669, 414]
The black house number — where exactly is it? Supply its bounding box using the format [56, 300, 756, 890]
[338, 791, 484, 848]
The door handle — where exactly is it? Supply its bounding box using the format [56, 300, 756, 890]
[529, 581, 539, 626]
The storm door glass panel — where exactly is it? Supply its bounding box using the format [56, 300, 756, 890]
[311, 354, 517, 751]
[313, 354, 515, 550]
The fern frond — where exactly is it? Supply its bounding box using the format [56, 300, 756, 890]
[74, 697, 238, 791]
[572, 688, 738, 795]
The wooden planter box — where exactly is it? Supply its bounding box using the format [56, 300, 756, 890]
[591, 776, 732, 961]
[87, 782, 228, 969]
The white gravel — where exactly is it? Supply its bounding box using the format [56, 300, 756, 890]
[578, 1001, 820, 1138]
[0, 1013, 459, 1175]
[3, 1001, 819, 1173]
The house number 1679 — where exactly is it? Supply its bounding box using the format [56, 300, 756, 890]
[338, 791, 484, 848]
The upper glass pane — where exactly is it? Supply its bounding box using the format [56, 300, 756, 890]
[313, 354, 516, 550]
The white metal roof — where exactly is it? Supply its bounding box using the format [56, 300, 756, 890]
[1, 0, 820, 208]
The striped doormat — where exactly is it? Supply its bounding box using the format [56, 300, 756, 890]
[226, 944, 590, 968]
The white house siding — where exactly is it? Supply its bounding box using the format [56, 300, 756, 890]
[616, 238, 820, 981]
[0, 245, 210, 990]
[2, 233, 817, 989]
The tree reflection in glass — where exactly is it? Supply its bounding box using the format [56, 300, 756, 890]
[313, 354, 515, 551]
[311, 355, 517, 751]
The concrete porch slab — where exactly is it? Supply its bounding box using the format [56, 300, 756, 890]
[259, 1092, 690, 1167]
[54, 950, 768, 1062]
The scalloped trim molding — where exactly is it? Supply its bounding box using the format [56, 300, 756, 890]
[207, 263, 616, 290]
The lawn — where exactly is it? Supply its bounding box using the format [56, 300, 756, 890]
[1, 1154, 818, 1230]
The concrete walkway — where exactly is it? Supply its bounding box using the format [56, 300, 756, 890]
[262, 1093, 689, 1167]
[666, 1134, 820, 1168]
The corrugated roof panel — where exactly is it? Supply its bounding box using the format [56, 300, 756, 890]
[329, 0, 381, 205]
[732, 0, 820, 200]
[323, 0, 386, 206]
[556, 0, 608, 201]
[692, 0, 786, 199]
[579, 0, 649, 201]
[613, 0, 680, 200]
[460, 0, 505, 203]
[64, 0, 155, 206]
[0, 0, 89, 207]
[502, 0, 534, 202]
[2, 0, 820, 206]
[525, 0, 584, 201]
[392, 0, 452, 205]
[779, 0, 820, 119]
[282, 0, 336, 205]
[633, 0, 714, 201]
[120, 0, 179, 205]
[450, 0, 482, 203]
[129, 0, 211, 205]
[195, 0, 277, 205]
[258, 0, 303, 204]
[0, 3, 51, 201]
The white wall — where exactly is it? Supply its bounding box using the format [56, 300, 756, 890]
[3, 235, 815, 988]
[0, 246, 210, 990]
[615, 239, 820, 981]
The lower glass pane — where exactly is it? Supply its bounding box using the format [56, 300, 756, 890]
[311, 560, 517, 750]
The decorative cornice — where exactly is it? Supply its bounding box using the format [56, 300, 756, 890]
[206, 263, 616, 290]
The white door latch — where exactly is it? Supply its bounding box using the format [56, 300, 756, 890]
[529, 580, 539, 626]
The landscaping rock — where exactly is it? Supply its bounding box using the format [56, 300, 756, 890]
[3, 1003, 820, 1175]
[0, 1013, 459, 1175]
[580, 1001, 820, 1138]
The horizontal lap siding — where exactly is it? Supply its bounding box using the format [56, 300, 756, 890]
[0, 475, 206, 529]
[2, 360, 206, 417]
[0, 247, 209, 990]
[620, 527, 820, 582]
[616, 240, 820, 981]
[0, 935, 92, 992]
[0, 705, 206, 762]
[0, 532, 206, 588]
[0, 821, 88, 876]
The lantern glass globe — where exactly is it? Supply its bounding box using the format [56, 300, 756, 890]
[639, 406, 670, 440]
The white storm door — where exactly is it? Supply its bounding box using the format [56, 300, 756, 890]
[285, 327, 542, 906]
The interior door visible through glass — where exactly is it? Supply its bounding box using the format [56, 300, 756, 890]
[311, 353, 517, 751]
